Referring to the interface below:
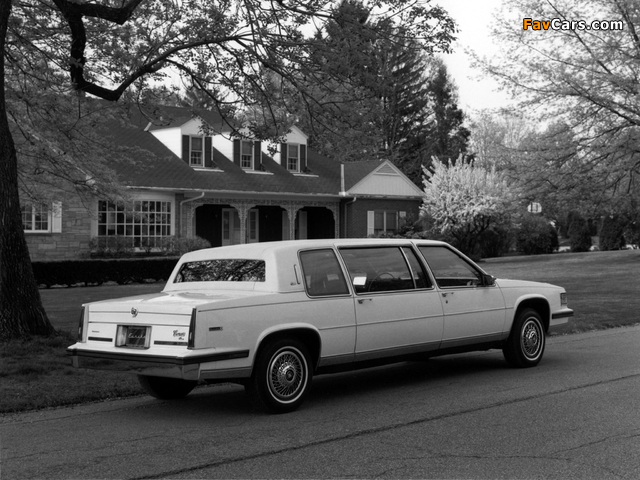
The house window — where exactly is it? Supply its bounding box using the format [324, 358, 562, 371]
[97, 200, 172, 249]
[240, 140, 254, 169]
[190, 137, 203, 166]
[286, 144, 299, 172]
[21, 202, 62, 233]
[367, 210, 405, 236]
[22, 204, 49, 232]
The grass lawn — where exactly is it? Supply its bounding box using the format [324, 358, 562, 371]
[1, 251, 639, 414]
[483, 250, 640, 335]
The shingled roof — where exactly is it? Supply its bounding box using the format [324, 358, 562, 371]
[103, 106, 345, 196]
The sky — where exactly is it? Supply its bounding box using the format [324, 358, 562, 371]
[434, 0, 509, 112]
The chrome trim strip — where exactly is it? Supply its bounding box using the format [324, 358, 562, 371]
[200, 367, 252, 380]
[317, 353, 355, 367]
[552, 309, 574, 320]
[354, 341, 440, 362]
[355, 313, 444, 327]
[439, 333, 506, 349]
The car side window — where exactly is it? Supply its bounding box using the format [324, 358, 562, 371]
[299, 249, 350, 296]
[339, 247, 417, 294]
[418, 246, 482, 288]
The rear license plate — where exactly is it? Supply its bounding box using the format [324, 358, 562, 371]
[116, 325, 151, 349]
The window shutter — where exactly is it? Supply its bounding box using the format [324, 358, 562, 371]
[181, 135, 190, 164]
[204, 137, 213, 168]
[233, 139, 241, 166]
[366, 211, 375, 236]
[300, 145, 307, 172]
[254, 141, 262, 170]
[52, 202, 62, 233]
[280, 142, 287, 167]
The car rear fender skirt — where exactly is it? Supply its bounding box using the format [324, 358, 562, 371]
[254, 326, 322, 373]
[513, 297, 550, 332]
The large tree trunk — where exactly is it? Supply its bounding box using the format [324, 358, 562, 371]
[0, 0, 55, 340]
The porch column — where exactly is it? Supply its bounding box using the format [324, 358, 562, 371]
[185, 203, 195, 238]
[230, 202, 255, 244]
[283, 203, 303, 240]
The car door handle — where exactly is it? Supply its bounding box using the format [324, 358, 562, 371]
[357, 298, 373, 304]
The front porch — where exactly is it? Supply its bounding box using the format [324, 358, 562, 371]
[183, 198, 339, 247]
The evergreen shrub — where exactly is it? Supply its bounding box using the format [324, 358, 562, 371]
[516, 215, 559, 255]
[568, 212, 592, 252]
[599, 215, 626, 250]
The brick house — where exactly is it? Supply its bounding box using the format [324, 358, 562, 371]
[22, 106, 424, 261]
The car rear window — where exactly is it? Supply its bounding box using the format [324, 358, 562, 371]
[174, 259, 266, 282]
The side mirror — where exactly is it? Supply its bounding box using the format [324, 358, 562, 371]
[481, 274, 496, 287]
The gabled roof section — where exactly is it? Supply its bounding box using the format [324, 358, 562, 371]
[144, 105, 232, 134]
[345, 160, 423, 198]
[101, 110, 203, 190]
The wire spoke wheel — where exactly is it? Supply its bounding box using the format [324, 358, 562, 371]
[521, 318, 543, 359]
[503, 308, 546, 368]
[268, 350, 305, 401]
[247, 338, 312, 413]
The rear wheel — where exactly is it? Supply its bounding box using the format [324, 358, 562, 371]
[138, 375, 198, 399]
[246, 338, 312, 413]
[503, 308, 546, 368]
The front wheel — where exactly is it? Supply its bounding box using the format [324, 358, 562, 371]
[138, 375, 198, 399]
[503, 308, 546, 368]
[246, 338, 312, 413]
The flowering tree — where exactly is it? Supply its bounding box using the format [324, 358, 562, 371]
[421, 157, 520, 255]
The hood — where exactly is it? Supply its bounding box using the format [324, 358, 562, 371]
[496, 278, 559, 290]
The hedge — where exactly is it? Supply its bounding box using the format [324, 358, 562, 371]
[32, 257, 180, 288]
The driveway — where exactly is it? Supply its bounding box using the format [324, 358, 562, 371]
[2, 325, 639, 479]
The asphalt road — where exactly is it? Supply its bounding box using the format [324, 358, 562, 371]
[1, 326, 639, 480]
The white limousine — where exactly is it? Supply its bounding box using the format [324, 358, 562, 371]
[68, 239, 573, 413]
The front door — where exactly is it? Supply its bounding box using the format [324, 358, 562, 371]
[222, 208, 259, 245]
[418, 245, 506, 348]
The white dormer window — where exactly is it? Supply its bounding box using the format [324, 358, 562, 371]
[286, 144, 300, 172]
[190, 137, 203, 166]
[241, 140, 254, 169]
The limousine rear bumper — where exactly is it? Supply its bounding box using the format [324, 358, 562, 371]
[67, 347, 250, 381]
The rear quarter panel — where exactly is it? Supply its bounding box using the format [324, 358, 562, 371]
[194, 292, 356, 375]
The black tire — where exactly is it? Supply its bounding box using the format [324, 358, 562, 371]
[138, 375, 198, 399]
[503, 308, 546, 368]
[246, 338, 312, 413]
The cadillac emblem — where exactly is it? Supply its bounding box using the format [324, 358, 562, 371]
[131, 307, 138, 317]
